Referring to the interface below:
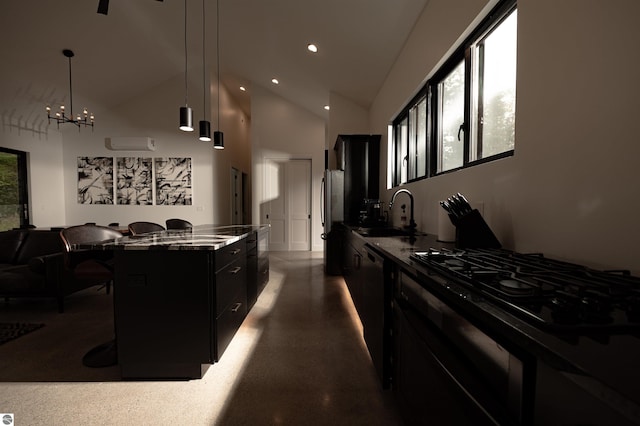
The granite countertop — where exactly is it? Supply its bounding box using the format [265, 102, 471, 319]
[75, 224, 268, 251]
[348, 226, 640, 418]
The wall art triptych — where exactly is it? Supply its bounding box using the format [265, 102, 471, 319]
[77, 156, 192, 206]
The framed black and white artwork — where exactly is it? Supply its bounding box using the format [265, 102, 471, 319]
[116, 157, 153, 205]
[77, 156, 114, 204]
[154, 157, 192, 205]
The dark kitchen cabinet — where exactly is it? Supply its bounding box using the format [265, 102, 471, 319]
[114, 250, 214, 379]
[114, 238, 253, 379]
[334, 134, 380, 225]
[392, 299, 494, 426]
[256, 226, 270, 297]
[393, 271, 522, 425]
[246, 227, 269, 311]
[214, 240, 247, 361]
[344, 230, 366, 315]
[246, 232, 258, 310]
[343, 230, 392, 389]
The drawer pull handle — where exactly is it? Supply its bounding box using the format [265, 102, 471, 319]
[229, 266, 242, 274]
[231, 302, 242, 313]
[230, 249, 242, 255]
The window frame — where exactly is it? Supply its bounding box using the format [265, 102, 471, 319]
[390, 0, 516, 187]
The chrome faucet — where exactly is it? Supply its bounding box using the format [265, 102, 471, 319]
[389, 188, 417, 231]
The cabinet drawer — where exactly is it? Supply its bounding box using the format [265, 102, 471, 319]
[216, 257, 247, 314]
[215, 286, 247, 361]
[215, 240, 245, 272]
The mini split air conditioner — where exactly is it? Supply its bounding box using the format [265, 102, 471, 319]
[105, 137, 156, 151]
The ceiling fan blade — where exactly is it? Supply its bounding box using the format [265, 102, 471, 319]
[97, 0, 109, 15]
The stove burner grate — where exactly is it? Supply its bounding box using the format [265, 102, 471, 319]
[410, 248, 640, 334]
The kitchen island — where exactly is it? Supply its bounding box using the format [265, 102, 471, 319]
[77, 224, 269, 379]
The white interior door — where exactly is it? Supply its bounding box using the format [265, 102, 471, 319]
[264, 159, 311, 251]
[288, 160, 311, 251]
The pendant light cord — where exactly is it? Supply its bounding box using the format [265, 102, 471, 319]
[202, 0, 206, 118]
[67, 55, 74, 116]
[184, 0, 188, 107]
[216, 0, 220, 131]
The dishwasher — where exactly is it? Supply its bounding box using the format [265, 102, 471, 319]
[392, 270, 531, 425]
[361, 245, 391, 388]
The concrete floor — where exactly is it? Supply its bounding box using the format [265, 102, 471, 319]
[0, 251, 402, 425]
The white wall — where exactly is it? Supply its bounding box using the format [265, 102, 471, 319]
[251, 85, 326, 251]
[0, 121, 66, 228]
[2, 67, 250, 230]
[371, 0, 640, 273]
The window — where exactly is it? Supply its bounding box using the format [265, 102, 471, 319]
[0, 148, 29, 230]
[472, 9, 517, 160]
[391, 89, 428, 185]
[391, 0, 516, 186]
[436, 60, 466, 173]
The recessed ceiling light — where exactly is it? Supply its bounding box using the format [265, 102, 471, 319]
[324, 105, 330, 111]
[239, 86, 246, 91]
[307, 43, 318, 53]
[271, 78, 279, 85]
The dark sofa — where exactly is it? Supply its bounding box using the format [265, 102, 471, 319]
[0, 228, 98, 312]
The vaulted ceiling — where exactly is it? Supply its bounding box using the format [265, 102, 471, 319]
[0, 0, 428, 127]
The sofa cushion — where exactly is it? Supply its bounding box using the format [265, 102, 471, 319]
[14, 230, 63, 265]
[0, 230, 27, 264]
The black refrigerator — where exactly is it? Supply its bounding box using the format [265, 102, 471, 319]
[322, 134, 380, 275]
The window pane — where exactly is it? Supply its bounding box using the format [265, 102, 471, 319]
[399, 117, 408, 183]
[0, 152, 21, 230]
[438, 61, 465, 172]
[416, 97, 427, 177]
[479, 10, 517, 158]
[408, 106, 417, 180]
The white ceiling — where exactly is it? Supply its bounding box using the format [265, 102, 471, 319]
[0, 0, 428, 126]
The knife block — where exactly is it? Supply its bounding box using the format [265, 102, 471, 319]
[451, 209, 501, 249]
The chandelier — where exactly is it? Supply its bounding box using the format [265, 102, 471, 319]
[46, 49, 94, 130]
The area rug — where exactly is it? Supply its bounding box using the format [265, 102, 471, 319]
[0, 322, 44, 345]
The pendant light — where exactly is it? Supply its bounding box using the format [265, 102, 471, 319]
[213, 0, 224, 149]
[198, 0, 211, 141]
[179, 0, 193, 132]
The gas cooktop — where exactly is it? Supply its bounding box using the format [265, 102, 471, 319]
[410, 248, 640, 335]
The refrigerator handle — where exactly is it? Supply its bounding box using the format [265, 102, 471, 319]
[320, 177, 325, 227]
